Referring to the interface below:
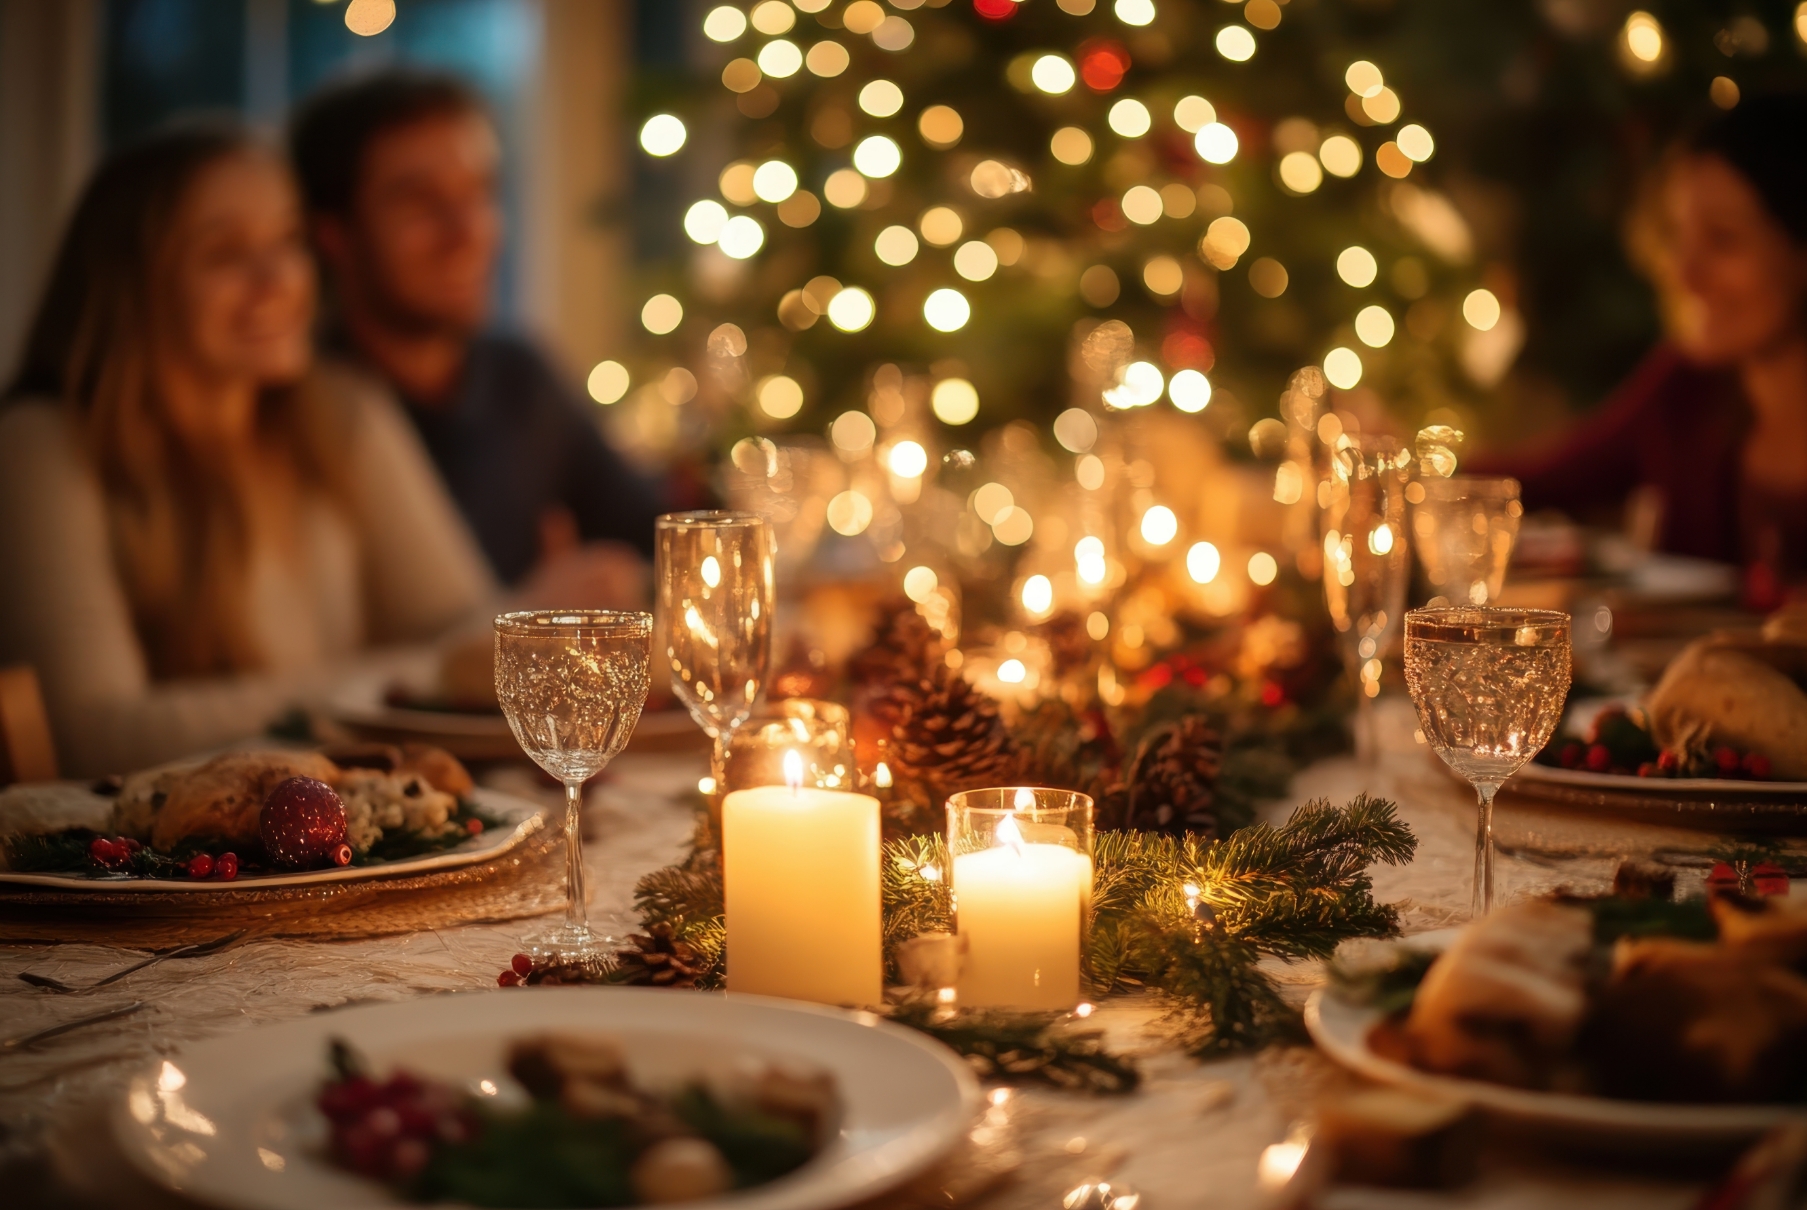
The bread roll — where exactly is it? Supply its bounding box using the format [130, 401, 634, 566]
[1646, 638, 1807, 778]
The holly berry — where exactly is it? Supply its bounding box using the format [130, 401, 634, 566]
[215, 852, 239, 881]
[1658, 749, 1681, 775]
[331, 843, 353, 867]
[1715, 747, 1742, 777]
[186, 853, 214, 878]
[1637, 762, 1658, 778]
[1585, 744, 1613, 773]
[511, 953, 534, 977]
[120, 838, 142, 854]
[1559, 743, 1584, 769]
[497, 970, 521, 987]
[260, 776, 349, 869]
[88, 837, 121, 866]
[465, 817, 485, 835]
[1745, 752, 1773, 780]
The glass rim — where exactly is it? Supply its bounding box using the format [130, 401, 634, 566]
[946, 787, 1095, 816]
[1414, 474, 1521, 498]
[493, 609, 654, 636]
[1405, 605, 1569, 629]
[655, 510, 768, 531]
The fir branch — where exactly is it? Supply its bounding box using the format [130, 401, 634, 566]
[881, 834, 952, 977]
[1132, 927, 1303, 1057]
[884, 997, 1139, 1094]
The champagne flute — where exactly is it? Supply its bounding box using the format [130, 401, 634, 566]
[1403, 607, 1570, 916]
[494, 610, 653, 961]
[1409, 476, 1522, 606]
[655, 512, 776, 795]
[1321, 437, 1411, 764]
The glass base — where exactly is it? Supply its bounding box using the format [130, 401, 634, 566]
[522, 921, 617, 966]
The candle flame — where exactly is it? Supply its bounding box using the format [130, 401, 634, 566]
[996, 810, 1025, 855]
[1013, 787, 1036, 810]
[874, 761, 893, 789]
[783, 749, 804, 794]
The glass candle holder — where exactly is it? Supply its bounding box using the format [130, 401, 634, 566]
[947, 787, 1094, 1010]
[724, 698, 853, 791]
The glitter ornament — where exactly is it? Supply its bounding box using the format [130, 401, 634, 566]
[260, 776, 349, 869]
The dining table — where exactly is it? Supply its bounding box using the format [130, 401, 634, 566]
[0, 698, 1781, 1210]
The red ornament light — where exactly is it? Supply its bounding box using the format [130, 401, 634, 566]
[1161, 329, 1216, 372]
[1091, 197, 1128, 232]
[973, 0, 1018, 20]
[1078, 39, 1132, 92]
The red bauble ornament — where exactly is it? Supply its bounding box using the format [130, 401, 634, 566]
[260, 777, 349, 869]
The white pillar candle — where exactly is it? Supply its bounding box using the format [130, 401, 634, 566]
[953, 814, 1090, 1010]
[722, 752, 882, 1006]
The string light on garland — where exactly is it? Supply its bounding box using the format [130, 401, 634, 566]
[1114, 0, 1156, 27]
[1335, 245, 1379, 288]
[750, 0, 793, 34]
[924, 287, 972, 332]
[1031, 53, 1079, 94]
[1215, 25, 1257, 62]
[828, 286, 877, 331]
[853, 135, 903, 177]
[1195, 122, 1239, 164]
[1107, 98, 1152, 138]
[1169, 369, 1212, 413]
[876, 225, 921, 266]
[1463, 288, 1503, 331]
[758, 39, 804, 78]
[703, 5, 747, 42]
[1354, 305, 1396, 348]
[752, 160, 798, 202]
[1396, 123, 1435, 162]
[807, 40, 851, 76]
[639, 114, 687, 157]
[1323, 346, 1364, 390]
[717, 215, 766, 259]
[756, 374, 805, 419]
[587, 360, 630, 405]
[860, 79, 905, 117]
[932, 378, 981, 424]
[642, 294, 683, 335]
[919, 105, 964, 148]
[953, 240, 1000, 281]
[1187, 541, 1222, 584]
[1319, 134, 1362, 177]
[684, 200, 729, 244]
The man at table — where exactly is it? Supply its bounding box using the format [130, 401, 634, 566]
[289, 70, 661, 593]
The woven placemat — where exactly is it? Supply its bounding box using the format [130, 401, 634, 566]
[0, 828, 565, 948]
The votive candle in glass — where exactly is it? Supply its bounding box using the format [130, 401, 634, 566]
[724, 698, 852, 791]
[948, 787, 1094, 1010]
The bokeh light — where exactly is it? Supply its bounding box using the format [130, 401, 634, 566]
[932, 378, 981, 424]
[993, 507, 1034, 546]
[1396, 124, 1435, 162]
[639, 114, 687, 157]
[827, 287, 876, 331]
[1354, 304, 1396, 347]
[750, 0, 795, 34]
[923, 287, 971, 331]
[1031, 54, 1078, 94]
[1345, 60, 1384, 97]
[824, 169, 868, 208]
[1122, 185, 1164, 225]
[1187, 541, 1221, 584]
[1463, 288, 1502, 331]
[1195, 122, 1239, 163]
[1278, 151, 1323, 193]
[859, 79, 904, 117]
[703, 5, 748, 41]
[920, 207, 964, 246]
[1360, 87, 1401, 124]
[827, 490, 875, 535]
[1318, 134, 1361, 177]
[887, 440, 929, 477]
[684, 200, 728, 244]
[1248, 257, 1288, 298]
[587, 360, 630, 405]
[954, 240, 1000, 281]
[757, 39, 803, 78]
[832, 410, 876, 451]
[905, 565, 940, 602]
[875, 225, 920, 266]
[1051, 127, 1094, 165]
[1104, 360, 1164, 408]
[1107, 99, 1152, 138]
[919, 105, 964, 148]
[807, 41, 850, 76]
[752, 160, 797, 202]
[1248, 551, 1278, 586]
[1323, 346, 1363, 389]
[1140, 505, 1178, 545]
[1054, 408, 1099, 452]
[1142, 255, 1183, 295]
[853, 135, 902, 177]
[756, 374, 805, 418]
[1623, 11, 1664, 63]
[1216, 26, 1256, 61]
[1022, 574, 1054, 616]
[717, 215, 766, 259]
[1173, 95, 1216, 132]
[642, 294, 683, 335]
[973, 482, 1014, 523]
[1169, 369, 1212, 412]
[1336, 245, 1378, 287]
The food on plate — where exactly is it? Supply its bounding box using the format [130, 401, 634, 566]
[1401, 900, 1592, 1088]
[1312, 1087, 1481, 1190]
[1537, 701, 1773, 781]
[1645, 629, 1807, 780]
[317, 1033, 832, 1207]
[1347, 878, 1807, 1104]
[0, 744, 493, 880]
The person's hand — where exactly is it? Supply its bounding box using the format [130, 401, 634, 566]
[513, 541, 649, 612]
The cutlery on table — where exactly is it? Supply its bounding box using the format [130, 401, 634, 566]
[17, 929, 246, 993]
[1, 1000, 145, 1051]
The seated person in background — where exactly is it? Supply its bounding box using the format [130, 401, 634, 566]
[0, 123, 500, 775]
[1474, 95, 1807, 606]
[289, 70, 661, 600]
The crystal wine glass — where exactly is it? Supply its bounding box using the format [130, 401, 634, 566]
[655, 511, 776, 795]
[495, 610, 653, 962]
[1321, 437, 1411, 764]
[1403, 607, 1570, 916]
[1409, 476, 1523, 606]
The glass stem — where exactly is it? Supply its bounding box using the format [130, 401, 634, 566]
[1354, 691, 1378, 767]
[1471, 781, 1499, 918]
[563, 779, 588, 932]
[710, 732, 729, 796]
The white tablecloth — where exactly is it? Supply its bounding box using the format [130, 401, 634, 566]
[0, 701, 1739, 1209]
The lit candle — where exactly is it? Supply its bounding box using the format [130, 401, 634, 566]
[950, 788, 1093, 1010]
[723, 750, 882, 1005]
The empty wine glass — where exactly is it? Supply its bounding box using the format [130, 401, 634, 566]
[1403, 607, 1570, 916]
[1409, 476, 1523, 606]
[655, 512, 776, 795]
[1321, 437, 1411, 764]
[495, 610, 653, 961]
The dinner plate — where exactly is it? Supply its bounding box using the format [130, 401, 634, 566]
[327, 677, 702, 761]
[1505, 761, 1807, 833]
[1306, 979, 1797, 1142]
[113, 987, 981, 1210]
[0, 787, 544, 892]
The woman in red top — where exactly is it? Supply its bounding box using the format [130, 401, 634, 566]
[1487, 95, 1807, 603]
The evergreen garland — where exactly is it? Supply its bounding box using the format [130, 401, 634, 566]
[622, 792, 1414, 1064]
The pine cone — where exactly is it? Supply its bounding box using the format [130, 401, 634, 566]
[613, 922, 707, 988]
[851, 599, 943, 693]
[889, 667, 1018, 806]
[1125, 716, 1223, 836]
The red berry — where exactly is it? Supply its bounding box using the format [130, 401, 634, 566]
[186, 853, 214, 878]
[260, 776, 349, 869]
[88, 837, 118, 864]
[1585, 744, 1612, 773]
[1745, 752, 1773, 780]
[1559, 743, 1584, 769]
[215, 852, 239, 881]
[330, 843, 353, 867]
[1637, 762, 1657, 777]
[1707, 862, 1741, 895]
[511, 953, 534, 977]
[1658, 749, 1681, 774]
[1715, 747, 1742, 776]
[466, 817, 484, 835]
[120, 837, 142, 853]
[497, 970, 520, 987]
[1754, 861, 1790, 896]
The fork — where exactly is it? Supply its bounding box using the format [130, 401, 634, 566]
[1, 1001, 145, 1051]
[17, 930, 246, 993]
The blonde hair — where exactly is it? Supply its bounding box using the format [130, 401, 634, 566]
[5, 123, 346, 678]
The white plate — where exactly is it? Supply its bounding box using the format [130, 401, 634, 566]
[113, 987, 980, 1210]
[1305, 983, 1798, 1141]
[0, 787, 544, 893]
[1512, 760, 1807, 796]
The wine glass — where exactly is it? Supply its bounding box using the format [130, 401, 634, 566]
[494, 610, 653, 962]
[1403, 607, 1570, 916]
[1321, 437, 1411, 764]
[655, 511, 776, 795]
[1409, 476, 1522, 606]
